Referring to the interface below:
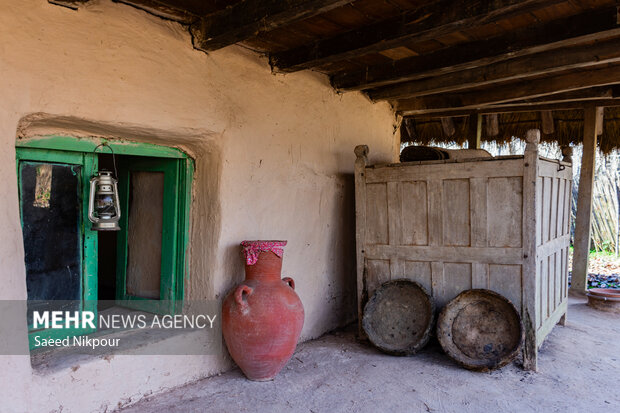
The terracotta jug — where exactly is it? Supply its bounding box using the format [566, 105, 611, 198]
[222, 240, 304, 381]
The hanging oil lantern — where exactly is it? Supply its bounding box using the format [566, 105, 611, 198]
[88, 143, 121, 231]
[88, 170, 121, 231]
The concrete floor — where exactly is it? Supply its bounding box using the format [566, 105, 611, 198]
[119, 296, 620, 413]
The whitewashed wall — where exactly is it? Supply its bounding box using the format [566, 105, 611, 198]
[0, 1, 398, 411]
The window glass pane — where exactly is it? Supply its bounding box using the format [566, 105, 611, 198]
[126, 171, 163, 299]
[20, 162, 82, 321]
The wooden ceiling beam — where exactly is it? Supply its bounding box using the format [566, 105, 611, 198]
[401, 99, 620, 119]
[270, 0, 569, 72]
[191, 0, 354, 52]
[395, 65, 620, 115]
[398, 88, 620, 117]
[114, 0, 199, 23]
[332, 7, 620, 91]
[48, 0, 90, 10]
[368, 37, 620, 101]
[510, 87, 619, 104]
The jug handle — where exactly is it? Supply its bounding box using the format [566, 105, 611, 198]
[282, 277, 295, 290]
[234, 285, 254, 311]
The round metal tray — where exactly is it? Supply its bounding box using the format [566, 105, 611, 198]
[362, 279, 434, 356]
[437, 289, 523, 371]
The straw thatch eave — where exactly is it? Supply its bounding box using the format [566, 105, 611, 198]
[402, 107, 620, 153]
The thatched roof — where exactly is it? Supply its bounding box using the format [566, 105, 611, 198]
[401, 107, 620, 154]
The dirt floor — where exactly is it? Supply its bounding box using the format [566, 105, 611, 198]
[119, 296, 620, 413]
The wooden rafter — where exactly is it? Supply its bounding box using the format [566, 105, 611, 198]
[368, 37, 620, 101]
[270, 0, 569, 72]
[401, 99, 620, 119]
[395, 65, 620, 115]
[191, 0, 354, 52]
[332, 7, 620, 91]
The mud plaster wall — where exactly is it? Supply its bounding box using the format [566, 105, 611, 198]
[0, 1, 398, 412]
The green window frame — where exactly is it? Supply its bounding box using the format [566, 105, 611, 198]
[16, 136, 193, 349]
[16, 148, 99, 347]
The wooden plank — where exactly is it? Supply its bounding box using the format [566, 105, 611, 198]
[571, 107, 602, 294]
[390, 258, 404, 280]
[487, 177, 523, 248]
[442, 179, 470, 246]
[535, 259, 542, 328]
[116, 0, 199, 23]
[427, 179, 443, 247]
[538, 158, 574, 179]
[395, 64, 620, 114]
[489, 264, 522, 314]
[467, 114, 482, 149]
[48, 0, 89, 10]
[441, 263, 472, 308]
[365, 159, 524, 183]
[555, 251, 562, 310]
[563, 246, 570, 299]
[399, 97, 620, 118]
[364, 245, 524, 265]
[401, 181, 429, 245]
[536, 176, 543, 247]
[387, 182, 402, 246]
[368, 37, 620, 100]
[556, 178, 566, 238]
[332, 7, 620, 91]
[522, 129, 540, 371]
[564, 178, 572, 236]
[486, 114, 500, 137]
[365, 183, 389, 245]
[537, 235, 571, 260]
[549, 177, 559, 241]
[271, 0, 566, 72]
[469, 178, 488, 248]
[541, 110, 555, 135]
[541, 177, 551, 244]
[472, 263, 489, 289]
[403, 261, 432, 295]
[430, 261, 444, 306]
[191, 0, 354, 51]
[440, 117, 456, 137]
[561, 248, 567, 301]
[366, 259, 391, 299]
[536, 299, 567, 346]
[541, 256, 549, 321]
[549, 253, 556, 313]
[354, 145, 368, 336]
[597, 106, 605, 136]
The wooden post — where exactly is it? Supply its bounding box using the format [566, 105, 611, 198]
[468, 114, 482, 149]
[523, 129, 540, 371]
[541, 110, 555, 135]
[440, 117, 456, 137]
[486, 114, 499, 137]
[354, 145, 369, 338]
[571, 107, 603, 294]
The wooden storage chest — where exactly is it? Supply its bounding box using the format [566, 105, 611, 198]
[354, 130, 572, 370]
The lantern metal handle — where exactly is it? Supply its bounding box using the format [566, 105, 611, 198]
[88, 177, 98, 224]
